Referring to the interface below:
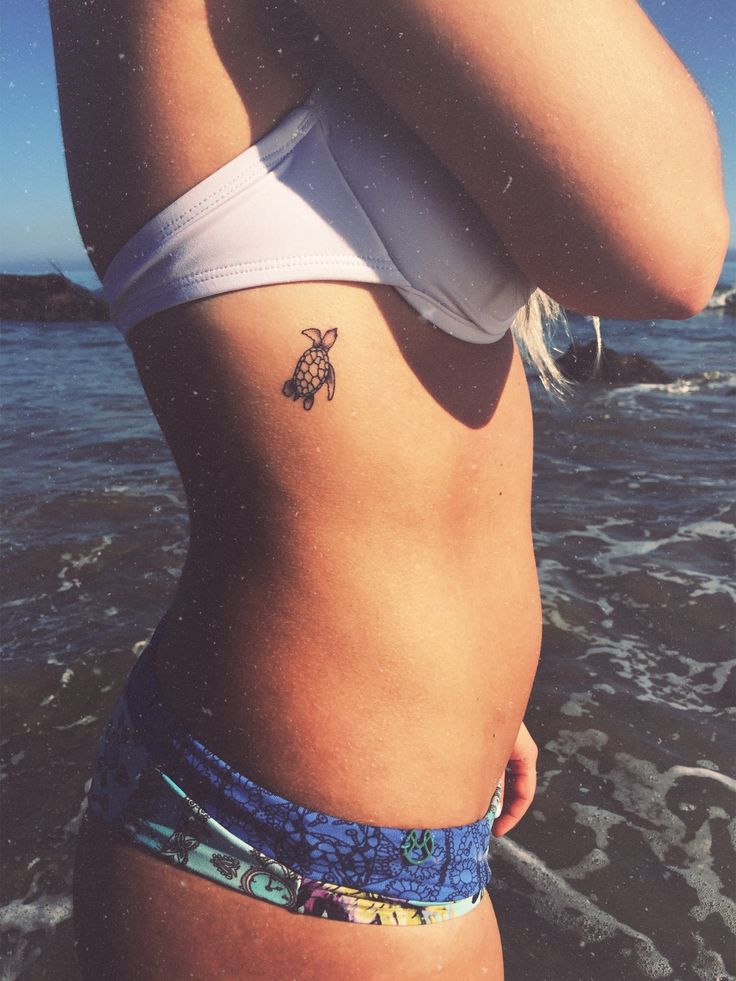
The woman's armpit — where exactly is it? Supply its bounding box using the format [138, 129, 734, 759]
[48, 0, 327, 276]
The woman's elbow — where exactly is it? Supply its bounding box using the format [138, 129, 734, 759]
[633, 206, 730, 320]
[557, 204, 730, 322]
[592, 82, 730, 320]
[659, 208, 730, 319]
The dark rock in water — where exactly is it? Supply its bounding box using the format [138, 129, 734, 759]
[707, 286, 736, 314]
[555, 341, 673, 385]
[0, 273, 110, 322]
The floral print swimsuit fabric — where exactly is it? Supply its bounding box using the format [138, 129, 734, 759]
[85, 634, 502, 926]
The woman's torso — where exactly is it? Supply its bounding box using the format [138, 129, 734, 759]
[90, 0, 541, 828]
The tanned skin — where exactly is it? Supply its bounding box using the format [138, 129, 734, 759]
[50, 0, 726, 977]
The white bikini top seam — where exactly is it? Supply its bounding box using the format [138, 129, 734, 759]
[113, 255, 400, 327]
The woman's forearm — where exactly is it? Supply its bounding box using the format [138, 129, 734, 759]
[298, 0, 729, 317]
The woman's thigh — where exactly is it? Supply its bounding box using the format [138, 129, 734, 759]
[74, 820, 504, 980]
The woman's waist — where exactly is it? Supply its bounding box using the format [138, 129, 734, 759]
[152, 546, 541, 825]
[185, 494, 534, 579]
[113, 637, 502, 902]
[172, 521, 540, 683]
[153, 641, 538, 827]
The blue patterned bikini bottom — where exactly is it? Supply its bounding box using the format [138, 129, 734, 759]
[85, 634, 502, 926]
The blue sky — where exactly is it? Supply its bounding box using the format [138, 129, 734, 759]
[1, 0, 734, 277]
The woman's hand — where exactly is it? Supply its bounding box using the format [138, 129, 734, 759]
[492, 721, 538, 837]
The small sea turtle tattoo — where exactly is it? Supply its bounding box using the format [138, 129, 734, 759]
[283, 328, 337, 410]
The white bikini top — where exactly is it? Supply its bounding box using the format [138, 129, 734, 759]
[103, 60, 533, 343]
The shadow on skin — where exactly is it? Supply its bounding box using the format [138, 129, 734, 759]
[382, 307, 515, 428]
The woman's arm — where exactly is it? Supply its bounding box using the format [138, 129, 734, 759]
[297, 0, 729, 318]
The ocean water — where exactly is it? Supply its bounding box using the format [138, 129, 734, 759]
[1, 257, 734, 980]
